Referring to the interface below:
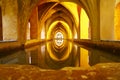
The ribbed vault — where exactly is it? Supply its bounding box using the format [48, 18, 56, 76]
[16, 0, 101, 43]
[38, 3, 78, 40]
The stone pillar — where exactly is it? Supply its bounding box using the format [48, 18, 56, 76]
[77, 5, 81, 39]
[17, 0, 39, 44]
[78, 0, 100, 40]
[0, 7, 3, 40]
[89, 1, 100, 41]
[29, 7, 38, 39]
[17, 0, 31, 44]
[90, 21, 100, 41]
[2, 0, 18, 41]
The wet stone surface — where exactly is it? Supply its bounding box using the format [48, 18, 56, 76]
[0, 63, 120, 80]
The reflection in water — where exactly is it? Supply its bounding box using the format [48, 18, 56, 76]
[47, 40, 72, 61]
[0, 51, 27, 64]
[25, 40, 120, 69]
[27, 52, 31, 64]
[0, 40, 120, 69]
[80, 48, 90, 68]
[55, 39, 64, 46]
[88, 49, 120, 66]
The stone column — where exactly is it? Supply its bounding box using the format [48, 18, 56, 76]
[17, 0, 31, 44]
[78, 0, 100, 41]
[30, 7, 38, 39]
[17, 0, 39, 44]
[89, 2, 100, 41]
[0, 7, 3, 40]
[77, 5, 81, 39]
[90, 20, 100, 41]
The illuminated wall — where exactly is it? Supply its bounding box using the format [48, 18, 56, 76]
[115, 2, 120, 40]
[100, 0, 115, 40]
[80, 8, 89, 39]
[61, 2, 79, 28]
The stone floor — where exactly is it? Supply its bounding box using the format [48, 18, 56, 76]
[0, 63, 120, 80]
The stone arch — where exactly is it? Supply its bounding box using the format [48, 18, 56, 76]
[18, 0, 101, 43]
[38, 3, 78, 39]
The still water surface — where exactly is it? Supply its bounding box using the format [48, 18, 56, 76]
[0, 40, 120, 69]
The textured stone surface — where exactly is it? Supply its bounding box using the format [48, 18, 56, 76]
[0, 65, 67, 80]
[0, 63, 120, 80]
[2, 0, 18, 40]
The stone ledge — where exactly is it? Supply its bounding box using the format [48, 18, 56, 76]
[24, 39, 45, 48]
[74, 39, 120, 54]
[0, 63, 120, 80]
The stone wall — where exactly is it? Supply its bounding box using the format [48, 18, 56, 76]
[2, 0, 18, 41]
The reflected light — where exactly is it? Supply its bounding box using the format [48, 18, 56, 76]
[41, 45, 45, 55]
[47, 40, 72, 61]
[28, 52, 31, 64]
[80, 48, 90, 67]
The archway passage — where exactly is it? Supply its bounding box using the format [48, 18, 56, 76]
[26, 1, 92, 42]
[1, 0, 120, 79]
[37, 2, 78, 40]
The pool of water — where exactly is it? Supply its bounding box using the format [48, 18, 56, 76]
[0, 40, 120, 69]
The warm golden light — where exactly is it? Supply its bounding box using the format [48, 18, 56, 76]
[27, 22, 30, 40]
[115, 3, 120, 40]
[61, 2, 79, 27]
[46, 40, 72, 61]
[54, 32, 64, 46]
[80, 48, 90, 68]
[41, 27, 45, 39]
[80, 8, 89, 39]
[46, 21, 73, 40]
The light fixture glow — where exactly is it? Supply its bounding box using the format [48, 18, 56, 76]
[55, 32, 64, 46]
